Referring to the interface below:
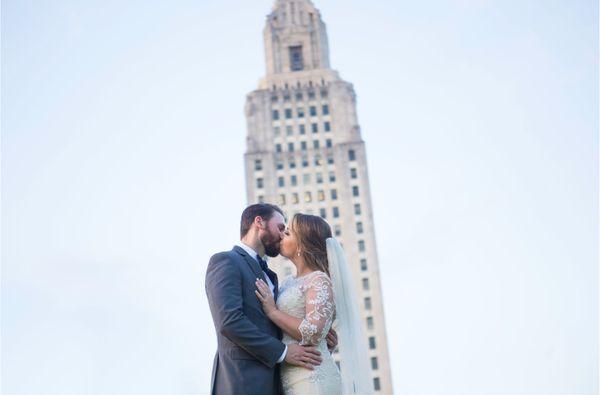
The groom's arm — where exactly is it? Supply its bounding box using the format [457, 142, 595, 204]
[206, 252, 286, 368]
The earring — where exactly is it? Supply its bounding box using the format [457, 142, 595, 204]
[296, 250, 301, 257]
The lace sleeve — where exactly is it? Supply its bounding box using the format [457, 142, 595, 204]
[298, 272, 335, 345]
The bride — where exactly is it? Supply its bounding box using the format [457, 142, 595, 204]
[255, 213, 373, 394]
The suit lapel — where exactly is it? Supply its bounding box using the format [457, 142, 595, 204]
[233, 246, 280, 300]
[233, 245, 264, 280]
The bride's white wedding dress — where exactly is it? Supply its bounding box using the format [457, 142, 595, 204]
[277, 270, 342, 394]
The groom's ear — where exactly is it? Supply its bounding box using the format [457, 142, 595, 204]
[254, 216, 267, 230]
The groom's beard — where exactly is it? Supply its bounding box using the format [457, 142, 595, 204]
[260, 232, 281, 257]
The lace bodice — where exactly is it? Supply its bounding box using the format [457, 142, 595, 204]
[276, 271, 335, 346]
[277, 270, 341, 394]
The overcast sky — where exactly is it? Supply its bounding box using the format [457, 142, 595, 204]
[3, 0, 598, 394]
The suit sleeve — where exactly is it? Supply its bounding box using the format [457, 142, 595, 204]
[205, 252, 286, 368]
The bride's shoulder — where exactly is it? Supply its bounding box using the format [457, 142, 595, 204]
[304, 270, 331, 285]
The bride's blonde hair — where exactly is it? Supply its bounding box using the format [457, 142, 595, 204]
[290, 213, 333, 276]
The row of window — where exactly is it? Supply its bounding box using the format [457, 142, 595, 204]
[272, 104, 329, 120]
[274, 121, 331, 137]
[270, 88, 328, 103]
[275, 138, 332, 152]
[253, 150, 357, 172]
[276, 155, 334, 169]
[276, 191, 343, 209]
[277, 188, 338, 201]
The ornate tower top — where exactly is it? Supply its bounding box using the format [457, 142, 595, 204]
[263, 0, 331, 76]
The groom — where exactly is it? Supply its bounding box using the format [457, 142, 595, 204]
[206, 203, 332, 394]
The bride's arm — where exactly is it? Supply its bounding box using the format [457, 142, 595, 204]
[255, 273, 335, 345]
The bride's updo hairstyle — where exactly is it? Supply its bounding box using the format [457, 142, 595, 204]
[290, 213, 333, 276]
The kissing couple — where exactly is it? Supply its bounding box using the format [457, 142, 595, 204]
[206, 203, 372, 394]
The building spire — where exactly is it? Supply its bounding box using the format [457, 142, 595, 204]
[263, 0, 330, 75]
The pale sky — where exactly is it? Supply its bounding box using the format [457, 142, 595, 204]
[2, 0, 598, 394]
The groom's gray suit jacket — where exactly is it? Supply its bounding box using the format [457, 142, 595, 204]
[206, 246, 286, 395]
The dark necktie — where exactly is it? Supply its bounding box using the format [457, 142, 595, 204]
[257, 256, 278, 299]
[256, 256, 269, 273]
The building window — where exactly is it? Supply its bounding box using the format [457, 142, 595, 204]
[358, 240, 365, 252]
[333, 207, 340, 218]
[324, 121, 331, 132]
[283, 94, 290, 102]
[292, 193, 299, 204]
[303, 174, 311, 184]
[311, 123, 318, 133]
[296, 92, 303, 101]
[373, 377, 381, 391]
[371, 357, 378, 370]
[322, 104, 329, 115]
[274, 126, 281, 136]
[254, 159, 262, 171]
[360, 258, 367, 271]
[318, 190, 325, 201]
[368, 336, 376, 349]
[326, 139, 332, 148]
[278, 177, 285, 187]
[354, 203, 361, 215]
[301, 141, 307, 151]
[352, 186, 360, 197]
[362, 277, 370, 290]
[308, 90, 315, 100]
[289, 159, 296, 169]
[286, 125, 293, 136]
[351, 168, 357, 179]
[320, 208, 327, 218]
[257, 195, 264, 203]
[288, 142, 294, 152]
[365, 297, 372, 311]
[334, 225, 341, 236]
[256, 178, 264, 189]
[302, 157, 309, 167]
[298, 107, 305, 118]
[309, 106, 317, 116]
[356, 222, 363, 233]
[271, 94, 278, 102]
[278, 194, 286, 205]
[314, 155, 323, 166]
[291, 175, 297, 186]
[299, 124, 306, 134]
[329, 171, 336, 182]
[276, 160, 284, 170]
[304, 191, 312, 202]
[313, 140, 320, 149]
[289, 45, 304, 71]
[320, 89, 328, 98]
[327, 155, 334, 165]
[272, 110, 280, 120]
[285, 108, 292, 119]
[331, 189, 338, 200]
[316, 173, 323, 184]
[366, 316, 374, 329]
[276, 144, 282, 153]
[348, 149, 356, 161]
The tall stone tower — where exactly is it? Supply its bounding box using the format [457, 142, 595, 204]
[244, 1, 393, 393]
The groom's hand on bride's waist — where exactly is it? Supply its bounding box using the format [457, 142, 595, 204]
[285, 343, 322, 370]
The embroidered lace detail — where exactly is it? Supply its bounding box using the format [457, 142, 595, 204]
[297, 272, 335, 345]
[277, 271, 341, 393]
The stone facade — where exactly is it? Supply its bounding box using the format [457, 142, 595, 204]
[244, 1, 393, 393]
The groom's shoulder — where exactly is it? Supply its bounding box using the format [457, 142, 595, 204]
[209, 247, 240, 265]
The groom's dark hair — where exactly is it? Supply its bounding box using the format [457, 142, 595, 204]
[240, 203, 285, 238]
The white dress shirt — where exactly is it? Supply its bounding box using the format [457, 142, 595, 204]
[237, 242, 287, 363]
